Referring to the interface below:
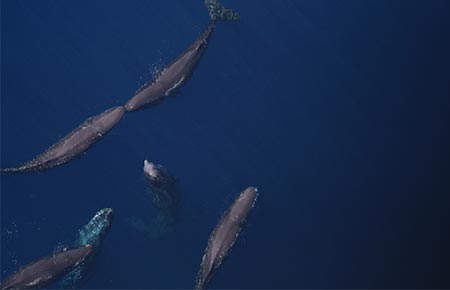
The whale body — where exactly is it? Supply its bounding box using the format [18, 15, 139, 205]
[1, 106, 125, 173]
[0, 245, 93, 290]
[195, 187, 259, 289]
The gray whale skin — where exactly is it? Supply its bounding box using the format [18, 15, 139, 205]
[195, 186, 259, 290]
[0, 245, 93, 290]
[1, 106, 125, 173]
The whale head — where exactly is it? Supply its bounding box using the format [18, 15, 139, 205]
[143, 160, 162, 181]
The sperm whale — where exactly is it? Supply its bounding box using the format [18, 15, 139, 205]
[124, 0, 240, 112]
[1, 106, 125, 173]
[60, 208, 114, 288]
[195, 186, 259, 289]
[0, 245, 93, 290]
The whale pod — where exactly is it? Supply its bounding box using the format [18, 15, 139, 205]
[60, 208, 114, 288]
[195, 187, 259, 289]
[1, 106, 125, 173]
[0, 245, 93, 290]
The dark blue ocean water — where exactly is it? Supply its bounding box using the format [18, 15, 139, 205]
[2, 0, 450, 288]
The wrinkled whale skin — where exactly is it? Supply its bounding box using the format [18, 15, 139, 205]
[195, 187, 259, 290]
[0, 245, 93, 290]
[124, 23, 215, 112]
[1, 106, 125, 173]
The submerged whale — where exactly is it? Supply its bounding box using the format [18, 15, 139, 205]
[124, 0, 240, 112]
[60, 208, 114, 288]
[0, 245, 93, 290]
[142, 160, 178, 237]
[144, 160, 178, 210]
[125, 161, 178, 238]
[195, 186, 259, 290]
[1, 106, 125, 173]
[73, 208, 114, 248]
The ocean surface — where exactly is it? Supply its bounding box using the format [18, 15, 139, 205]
[1, 0, 450, 288]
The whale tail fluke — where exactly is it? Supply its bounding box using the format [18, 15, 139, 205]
[204, 0, 240, 21]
